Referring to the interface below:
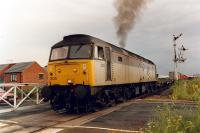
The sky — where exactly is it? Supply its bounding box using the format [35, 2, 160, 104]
[0, 0, 200, 76]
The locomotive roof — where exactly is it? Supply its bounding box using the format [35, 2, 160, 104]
[52, 34, 155, 65]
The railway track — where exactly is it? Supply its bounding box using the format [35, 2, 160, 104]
[31, 85, 170, 133]
[0, 85, 170, 133]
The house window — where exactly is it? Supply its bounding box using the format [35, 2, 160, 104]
[0, 76, 3, 83]
[38, 73, 44, 80]
[11, 74, 17, 82]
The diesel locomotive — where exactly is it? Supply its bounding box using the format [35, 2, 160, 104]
[41, 34, 157, 112]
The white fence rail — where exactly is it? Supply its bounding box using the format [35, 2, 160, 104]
[0, 83, 44, 111]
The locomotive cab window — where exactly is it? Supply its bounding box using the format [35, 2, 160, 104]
[50, 46, 68, 61]
[69, 44, 92, 59]
[50, 44, 92, 60]
[94, 46, 104, 60]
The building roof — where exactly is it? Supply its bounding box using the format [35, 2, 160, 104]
[0, 64, 10, 71]
[5, 62, 34, 73]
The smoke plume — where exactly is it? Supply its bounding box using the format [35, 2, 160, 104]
[114, 0, 147, 48]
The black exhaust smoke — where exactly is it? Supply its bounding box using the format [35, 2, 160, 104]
[114, 0, 148, 48]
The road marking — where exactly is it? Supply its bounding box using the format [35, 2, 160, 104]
[0, 124, 24, 133]
[62, 125, 140, 133]
[0, 108, 13, 114]
[38, 126, 139, 133]
[0, 119, 18, 124]
[0, 122, 8, 127]
[37, 128, 64, 133]
[0, 103, 48, 114]
[0, 120, 18, 128]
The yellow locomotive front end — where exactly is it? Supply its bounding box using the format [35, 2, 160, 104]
[48, 60, 94, 86]
[48, 43, 95, 87]
[41, 37, 98, 112]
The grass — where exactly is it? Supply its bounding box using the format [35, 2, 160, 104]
[171, 78, 200, 101]
[142, 103, 200, 133]
[142, 78, 200, 133]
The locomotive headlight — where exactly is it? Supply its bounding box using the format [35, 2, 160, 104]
[68, 80, 73, 84]
[82, 64, 87, 75]
[73, 69, 78, 73]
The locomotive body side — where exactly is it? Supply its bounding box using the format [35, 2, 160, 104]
[92, 43, 157, 86]
[42, 34, 157, 112]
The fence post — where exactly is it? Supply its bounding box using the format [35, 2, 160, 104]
[14, 85, 17, 109]
[36, 87, 39, 104]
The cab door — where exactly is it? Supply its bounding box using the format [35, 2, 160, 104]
[105, 47, 112, 81]
[94, 45, 106, 85]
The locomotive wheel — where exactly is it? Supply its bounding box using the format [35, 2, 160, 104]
[147, 84, 153, 94]
[139, 86, 143, 95]
[74, 86, 89, 113]
[96, 90, 113, 107]
[51, 91, 67, 112]
[131, 87, 136, 98]
[101, 91, 109, 106]
[77, 99, 89, 113]
[64, 95, 72, 112]
[123, 87, 132, 100]
[108, 92, 116, 107]
[50, 94, 60, 111]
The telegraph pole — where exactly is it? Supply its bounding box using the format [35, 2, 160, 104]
[172, 33, 187, 80]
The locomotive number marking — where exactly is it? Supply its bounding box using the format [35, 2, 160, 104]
[50, 77, 57, 80]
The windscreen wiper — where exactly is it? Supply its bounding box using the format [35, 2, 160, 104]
[74, 45, 83, 54]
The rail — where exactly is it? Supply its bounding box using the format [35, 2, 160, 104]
[0, 83, 45, 111]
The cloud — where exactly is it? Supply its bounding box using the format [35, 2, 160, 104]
[0, 0, 199, 75]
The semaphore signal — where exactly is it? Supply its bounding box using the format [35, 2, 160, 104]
[173, 33, 188, 80]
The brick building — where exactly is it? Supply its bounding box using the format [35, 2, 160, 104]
[4, 61, 47, 85]
[0, 64, 14, 83]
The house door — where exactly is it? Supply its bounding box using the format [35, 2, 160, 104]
[105, 47, 111, 81]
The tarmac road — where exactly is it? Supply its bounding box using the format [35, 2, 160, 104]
[59, 100, 196, 133]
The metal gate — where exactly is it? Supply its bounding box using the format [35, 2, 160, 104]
[0, 83, 44, 111]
